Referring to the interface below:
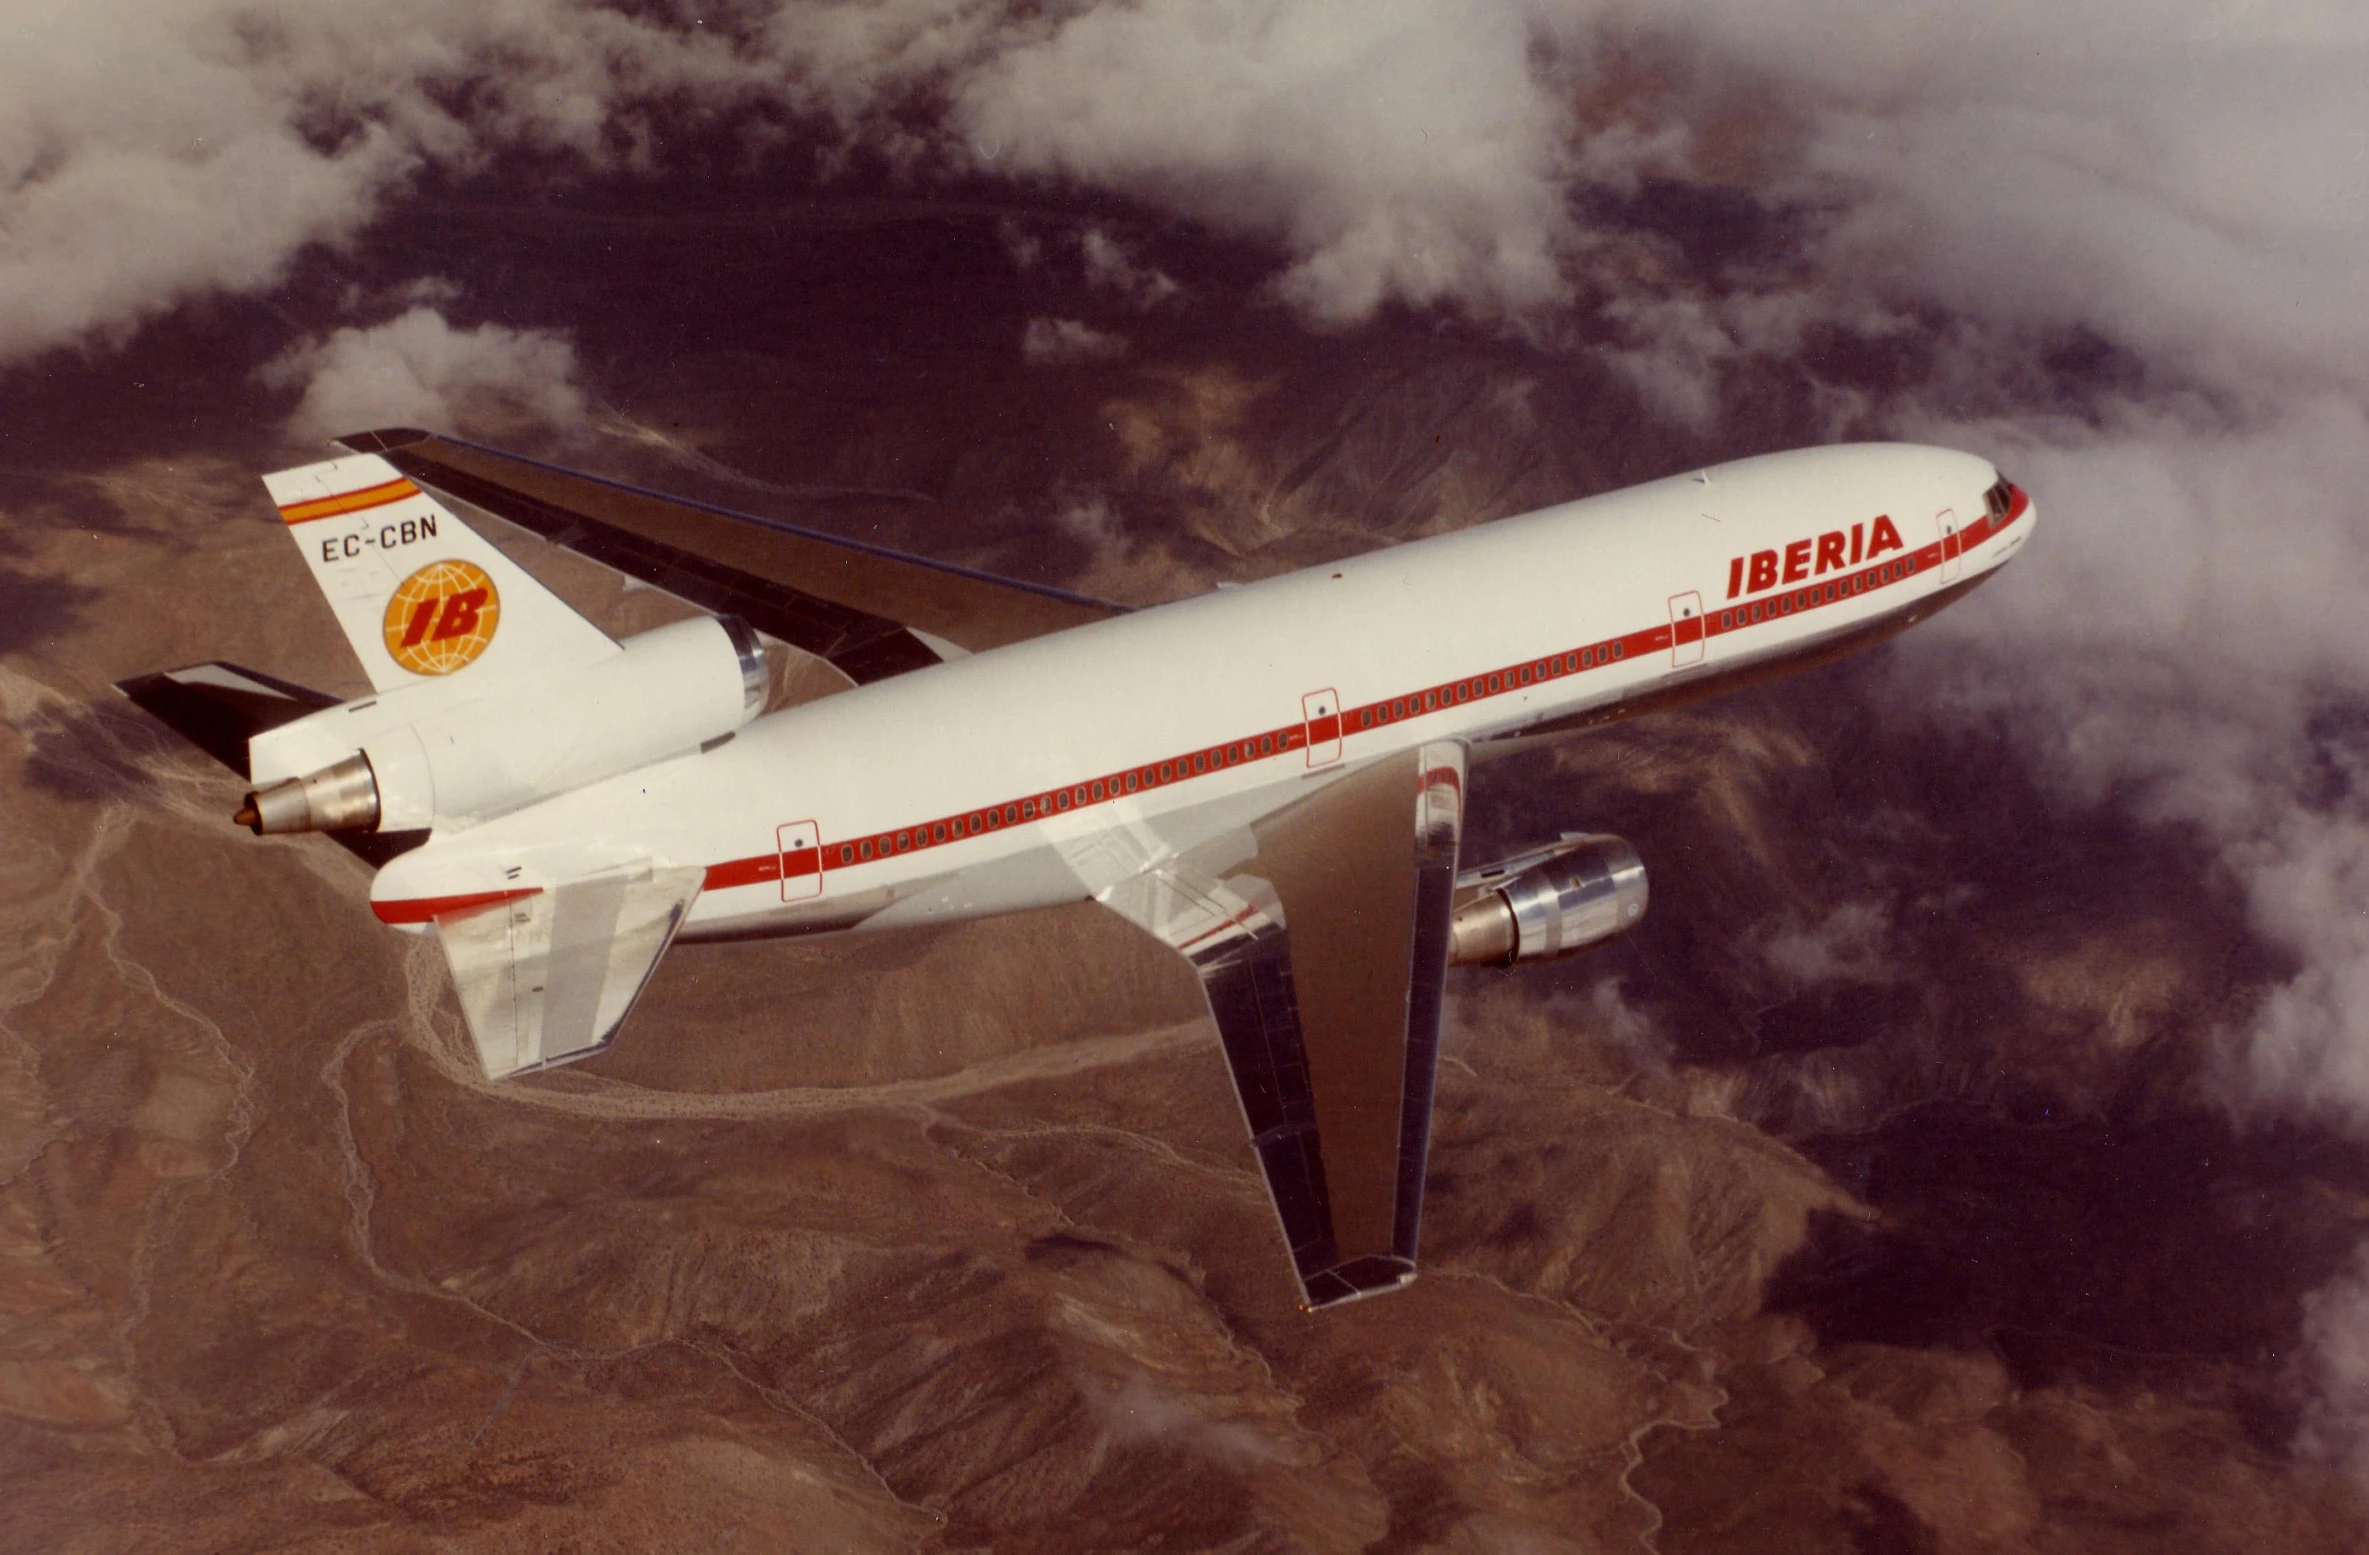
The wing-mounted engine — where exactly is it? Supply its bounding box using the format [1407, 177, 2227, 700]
[237, 613, 767, 838]
[1448, 834, 1648, 965]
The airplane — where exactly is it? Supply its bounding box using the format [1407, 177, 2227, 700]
[118, 427, 2034, 1310]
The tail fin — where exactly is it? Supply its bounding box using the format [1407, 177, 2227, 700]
[264, 452, 616, 694]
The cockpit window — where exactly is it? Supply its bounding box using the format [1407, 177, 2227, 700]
[1983, 477, 2014, 521]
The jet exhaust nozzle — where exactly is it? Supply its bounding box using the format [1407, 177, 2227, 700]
[239, 753, 381, 835]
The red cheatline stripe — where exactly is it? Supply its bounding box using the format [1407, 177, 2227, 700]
[694, 489, 2034, 899]
[381, 488, 2033, 922]
[280, 478, 419, 525]
[373, 887, 540, 925]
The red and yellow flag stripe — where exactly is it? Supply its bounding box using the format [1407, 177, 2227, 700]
[279, 477, 418, 525]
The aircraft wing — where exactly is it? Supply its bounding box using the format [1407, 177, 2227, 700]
[1099, 742, 1465, 1309]
[332, 428, 1126, 685]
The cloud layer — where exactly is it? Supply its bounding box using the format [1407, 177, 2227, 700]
[265, 305, 589, 444]
[0, 1, 761, 366]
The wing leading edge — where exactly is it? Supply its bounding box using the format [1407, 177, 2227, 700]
[333, 428, 1126, 685]
[1099, 742, 1465, 1308]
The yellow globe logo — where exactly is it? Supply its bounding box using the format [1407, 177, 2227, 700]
[382, 560, 501, 676]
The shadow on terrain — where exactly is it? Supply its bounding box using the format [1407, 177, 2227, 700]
[1768, 1101, 2369, 1440]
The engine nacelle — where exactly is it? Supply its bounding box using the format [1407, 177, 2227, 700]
[238, 615, 765, 836]
[1448, 834, 1648, 966]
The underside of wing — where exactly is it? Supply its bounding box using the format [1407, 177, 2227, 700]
[1099, 742, 1466, 1309]
[332, 428, 1125, 685]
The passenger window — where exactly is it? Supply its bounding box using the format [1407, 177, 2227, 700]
[860, 839, 874, 859]
[896, 831, 910, 851]
[932, 822, 947, 843]
[1260, 735, 1274, 754]
[839, 844, 853, 865]
[1612, 642, 1623, 660]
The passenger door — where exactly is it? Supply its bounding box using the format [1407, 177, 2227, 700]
[1934, 508, 1964, 584]
[1667, 591, 1705, 667]
[1303, 688, 1343, 766]
[776, 820, 823, 901]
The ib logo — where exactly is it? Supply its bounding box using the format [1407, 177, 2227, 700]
[382, 560, 500, 676]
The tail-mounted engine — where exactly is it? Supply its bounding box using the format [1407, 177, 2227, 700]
[1448, 834, 1648, 966]
[236, 614, 766, 837]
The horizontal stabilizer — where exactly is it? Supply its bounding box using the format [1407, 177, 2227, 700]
[115, 663, 432, 868]
[436, 863, 703, 1080]
[114, 662, 338, 779]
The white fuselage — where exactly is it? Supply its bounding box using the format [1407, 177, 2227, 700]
[370, 443, 2034, 934]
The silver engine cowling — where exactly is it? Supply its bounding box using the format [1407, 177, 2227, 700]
[1449, 834, 1648, 966]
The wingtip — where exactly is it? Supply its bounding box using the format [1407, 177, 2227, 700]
[332, 427, 435, 456]
[1298, 1255, 1420, 1311]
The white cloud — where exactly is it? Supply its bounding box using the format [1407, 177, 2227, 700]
[1080, 229, 1180, 308]
[264, 305, 589, 444]
[1021, 316, 1127, 366]
[769, 0, 1594, 326]
[1903, 400, 2369, 1116]
[2297, 1247, 2369, 1481]
[0, 1, 765, 367]
[1757, 902, 1894, 988]
[1053, 490, 1129, 565]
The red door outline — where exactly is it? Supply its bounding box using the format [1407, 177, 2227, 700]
[776, 820, 823, 902]
[1668, 591, 1705, 667]
[1302, 689, 1342, 766]
[1935, 507, 1964, 583]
